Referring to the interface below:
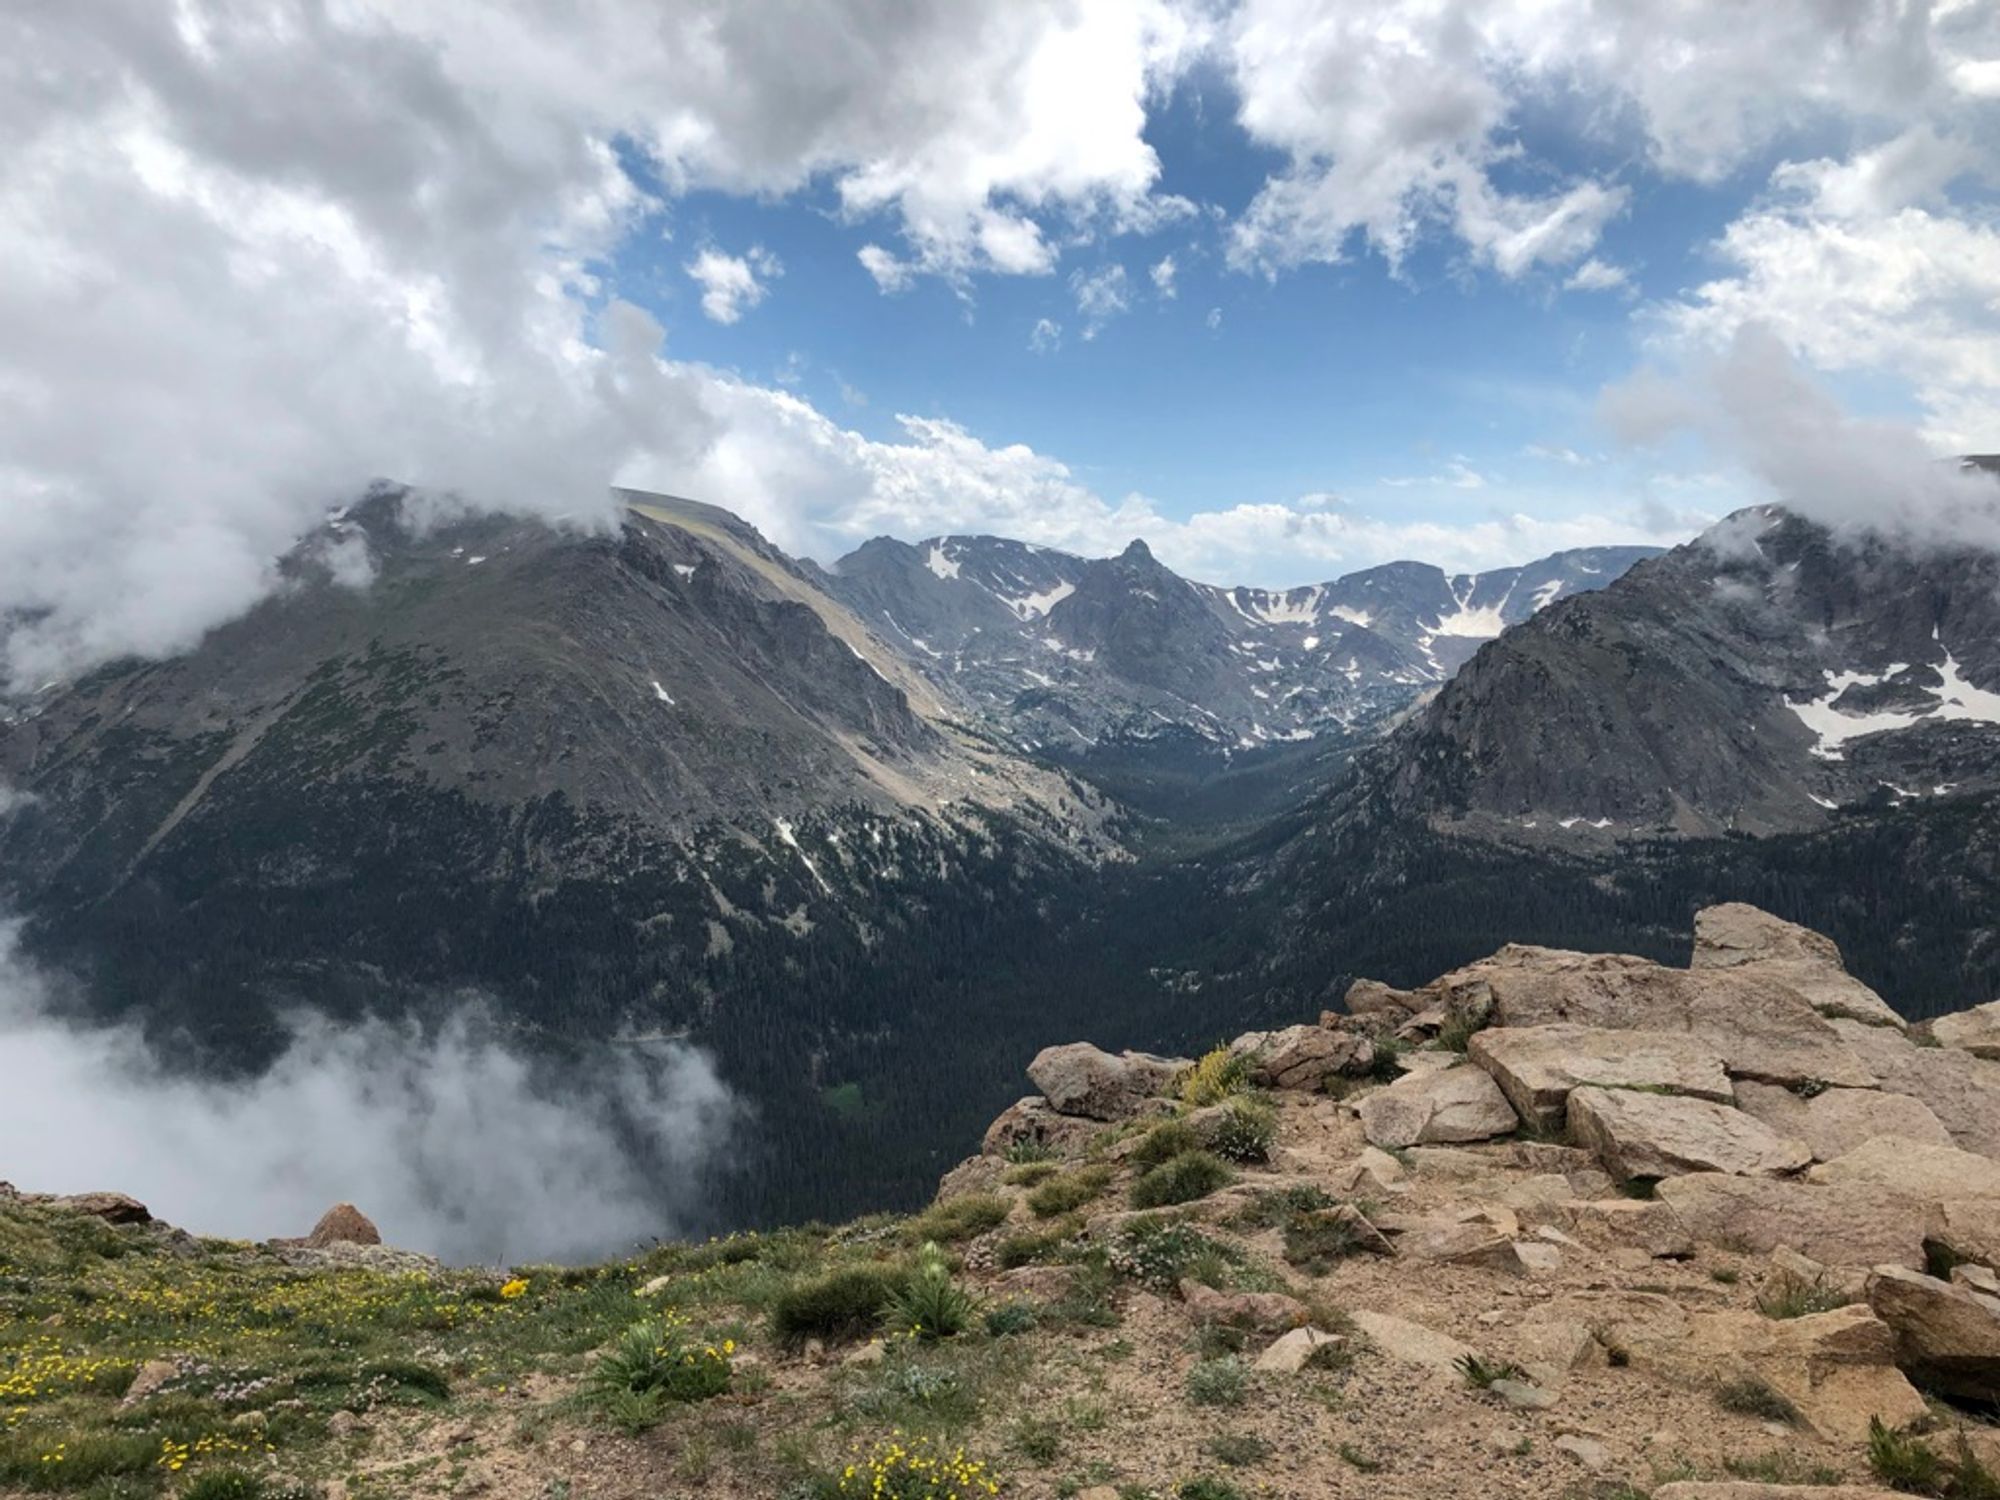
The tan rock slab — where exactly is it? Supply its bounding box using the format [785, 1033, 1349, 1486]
[1553, 1197, 1695, 1258]
[1357, 1063, 1518, 1149]
[1733, 1082, 1953, 1162]
[1866, 1265, 2000, 1404]
[1027, 1044, 1188, 1120]
[1654, 1173, 1928, 1269]
[1829, 1019, 2000, 1160]
[1253, 1326, 1344, 1374]
[1806, 1136, 2000, 1198]
[1692, 902, 1907, 1029]
[1567, 1086, 1811, 1181]
[1348, 1308, 1479, 1373]
[1930, 999, 2000, 1059]
[1470, 1023, 1732, 1131]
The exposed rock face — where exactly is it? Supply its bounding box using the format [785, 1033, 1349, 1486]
[1177, 1280, 1306, 1332]
[1468, 1024, 1732, 1131]
[1731, 1081, 1953, 1162]
[1566, 1087, 1810, 1182]
[1430, 946, 1874, 1089]
[1805, 1136, 2000, 1198]
[1653, 1174, 1928, 1269]
[1692, 902, 1906, 1029]
[1346, 1309, 1479, 1373]
[1829, 1018, 2000, 1159]
[980, 1097, 1102, 1158]
[1027, 1044, 1187, 1121]
[1866, 1265, 2000, 1402]
[52, 1192, 151, 1224]
[305, 1203, 381, 1248]
[1228, 1024, 1372, 1090]
[1933, 999, 2000, 1060]
[1357, 1063, 1518, 1149]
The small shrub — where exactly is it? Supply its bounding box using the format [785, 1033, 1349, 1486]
[1003, 1138, 1057, 1164]
[1205, 1432, 1273, 1467]
[770, 1263, 901, 1345]
[1436, 1010, 1489, 1053]
[1011, 1414, 1063, 1465]
[1003, 1162, 1060, 1187]
[1715, 1377, 1798, 1424]
[1131, 1118, 1205, 1171]
[1181, 1047, 1249, 1106]
[1029, 1166, 1114, 1218]
[1179, 1479, 1246, 1500]
[584, 1311, 733, 1431]
[885, 1242, 978, 1340]
[909, 1195, 1011, 1244]
[1129, 1151, 1233, 1210]
[984, 1300, 1038, 1337]
[185, 1475, 268, 1500]
[1107, 1219, 1242, 1291]
[1722, 1451, 1845, 1485]
[1711, 1267, 1741, 1285]
[830, 1435, 1001, 1498]
[1186, 1355, 1249, 1408]
[1282, 1210, 1365, 1275]
[1756, 1269, 1853, 1320]
[1203, 1097, 1277, 1164]
[995, 1218, 1079, 1268]
[1454, 1352, 1528, 1390]
[1870, 1418, 1946, 1494]
[1232, 1184, 1334, 1229]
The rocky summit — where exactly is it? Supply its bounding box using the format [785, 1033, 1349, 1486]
[10, 902, 2000, 1499]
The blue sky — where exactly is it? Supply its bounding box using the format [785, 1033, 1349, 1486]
[4, 1, 1998, 683]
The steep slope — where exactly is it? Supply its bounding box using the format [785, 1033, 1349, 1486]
[1380, 507, 2000, 841]
[0, 486, 1118, 1227]
[820, 533, 1658, 757]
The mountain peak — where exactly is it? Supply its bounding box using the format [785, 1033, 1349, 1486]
[1117, 538, 1155, 564]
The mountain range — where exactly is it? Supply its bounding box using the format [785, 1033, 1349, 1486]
[5, 479, 2000, 1228]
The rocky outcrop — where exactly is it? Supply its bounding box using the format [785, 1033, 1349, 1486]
[1692, 902, 1906, 1030]
[1566, 1087, 1809, 1181]
[1652, 1174, 1928, 1269]
[305, 1203, 381, 1248]
[51, 1191, 152, 1224]
[1932, 999, 2000, 1060]
[1731, 1081, 1953, 1162]
[1227, 1023, 1373, 1090]
[1468, 1024, 1732, 1132]
[1805, 1136, 2000, 1198]
[1027, 1044, 1187, 1121]
[1357, 1063, 1518, 1148]
[1866, 1265, 2000, 1403]
[981, 1096, 1103, 1157]
[1827, 1019, 2000, 1160]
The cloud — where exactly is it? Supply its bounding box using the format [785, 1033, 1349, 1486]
[1029, 317, 1063, 354]
[1601, 322, 2000, 554]
[1383, 458, 1488, 490]
[0, 923, 741, 1263]
[1565, 258, 1631, 294]
[1220, 0, 1995, 278]
[686, 245, 782, 324]
[1205, 306, 1223, 330]
[1522, 444, 1591, 466]
[1070, 265, 1132, 339]
[1151, 254, 1178, 298]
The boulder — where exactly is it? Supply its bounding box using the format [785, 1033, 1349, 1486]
[1828, 1019, 2000, 1160]
[1026, 1045, 1188, 1121]
[1178, 1280, 1307, 1332]
[1552, 1198, 1694, 1259]
[1866, 1265, 2000, 1403]
[1469, 1024, 1732, 1131]
[52, 1191, 151, 1224]
[1357, 1064, 1518, 1149]
[1654, 1173, 1929, 1269]
[1402, 1220, 1517, 1268]
[1254, 1326, 1344, 1374]
[1327, 1145, 1406, 1196]
[1229, 1024, 1373, 1090]
[1732, 1082, 1953, 1163]
[305, 1203, 381, 1249]
[1347, 1309, 1478, 1374]
[1806, 1137, 2000, 1198]
[981, 1096, 1103, 1157]
[1430, 945, 1876, 1089]
[1725, 1304, 1929, 1442]
[1566, 1087, 1810, 1181]
[1340, 978, 1427, 1023]
[934, 1155, 1007, 1202]
[1932, 999, 2000, 1060]
[120, 1358, 180, 1407]
[1692, 903, 1906, 1030]
[1929, 1199, 2000, 1271]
